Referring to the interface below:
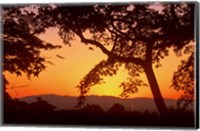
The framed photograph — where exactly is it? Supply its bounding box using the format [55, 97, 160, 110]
[1, 1, 199, 130]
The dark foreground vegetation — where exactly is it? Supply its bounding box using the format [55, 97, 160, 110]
[4, 109, 194, 128]
[4, 95, 194, 128]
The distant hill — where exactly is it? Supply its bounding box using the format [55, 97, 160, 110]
[20, 94, 177, 112]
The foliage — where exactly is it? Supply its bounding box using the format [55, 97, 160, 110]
[60, 3, 194, 108]
[2, 6, 61, 79]
[29, 97, 57, 111]
[171, 45, 194, 107]
[108, 103, 125, 113]
[79, 104, 104, 113]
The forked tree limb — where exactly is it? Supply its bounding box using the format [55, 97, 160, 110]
[75, 29, 144, 65]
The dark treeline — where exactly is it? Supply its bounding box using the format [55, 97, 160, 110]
[4, 93, 194, 127]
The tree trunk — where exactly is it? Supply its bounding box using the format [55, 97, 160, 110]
[143, 63, 169, 117]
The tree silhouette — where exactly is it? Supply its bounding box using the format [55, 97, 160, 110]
[108, 103, 125, 113]
[29, 97, 57, 112]
[2, 6, 61, 79]
[80, 104, 104, 113]
[2, 3, 195, 118]
[74, 4, 194, 118]
[46, 3, 193, 117]
[32, 3, 194, 117]
[2, 6, 61, 85]
[171, 45, 194, 107]
[2, 6, 61, 112]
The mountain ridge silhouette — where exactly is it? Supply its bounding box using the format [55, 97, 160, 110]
[20, 94, 178, 112]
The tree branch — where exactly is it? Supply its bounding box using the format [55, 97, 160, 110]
[75, 30, 144, 65]
[77, 30, 111, 55]
[109, 20, 135, 41]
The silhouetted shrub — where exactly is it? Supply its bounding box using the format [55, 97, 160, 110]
[29, 97, 56, 112]
[107, 103, 125, 113]
[80, 104, 104, 113]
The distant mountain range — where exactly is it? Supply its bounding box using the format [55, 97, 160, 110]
[20, 94, 178, 112]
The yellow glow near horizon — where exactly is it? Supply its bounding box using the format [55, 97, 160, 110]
[5, 28, 188, 100]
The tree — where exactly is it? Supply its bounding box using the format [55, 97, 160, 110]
[29, 97, 57, 112]
[61, 4, 194, 117]
[2, 6, 61, 79]
[2, 3, 195, 117]
[108, 103, 125, 113]
[2, 5, 61, 111]
[34, 3, 194, 117]
[171, 45, 194, 107]
[80, 104, 104, 113]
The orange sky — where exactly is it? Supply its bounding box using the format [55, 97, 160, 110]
[5, 27, 190, 100]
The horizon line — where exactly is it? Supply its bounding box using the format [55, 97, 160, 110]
[17, 93, 178, 100]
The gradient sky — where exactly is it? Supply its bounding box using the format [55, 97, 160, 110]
[5, 27, 190, 99]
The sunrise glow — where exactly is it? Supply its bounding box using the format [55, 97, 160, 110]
[5, 28, 188, 100]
